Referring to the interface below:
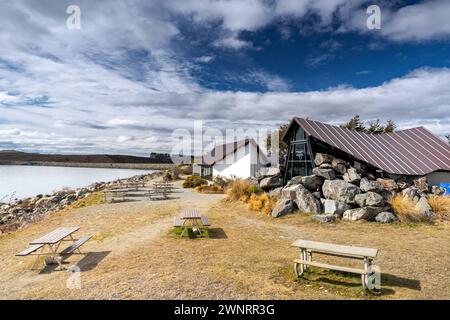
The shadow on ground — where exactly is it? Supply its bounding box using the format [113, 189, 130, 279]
[40, 251, 111, 273]
[208, 228, 228, 239]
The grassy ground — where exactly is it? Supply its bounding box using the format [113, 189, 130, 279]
[0, 184, 449, 299]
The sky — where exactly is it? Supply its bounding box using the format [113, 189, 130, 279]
[0, 0, 449, 156]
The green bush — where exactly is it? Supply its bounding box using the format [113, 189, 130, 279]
[248, 184, 262, 194]
[183, 175, 208, 188]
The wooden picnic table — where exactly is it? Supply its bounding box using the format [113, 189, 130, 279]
[173, 209, 210, 237]
[149, 182, 175, 200]
[17, 227, 92, 271]
[291, 239, 379, 292]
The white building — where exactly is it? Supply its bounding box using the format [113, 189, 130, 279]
[193, 139, 270, 179]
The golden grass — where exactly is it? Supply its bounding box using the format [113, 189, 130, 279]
[70, 192, 106, 209]
[225, 179, 257, 201]
[427, 195, 450, 220]
[248, 193, 279, 215]
[391, 195, 430, 223]
[195, 184, 224, 194]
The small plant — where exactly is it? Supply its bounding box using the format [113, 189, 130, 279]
[225, 179, 255, 201]
[71, 192, 105, 209]
[247, 193, 279, 215]
[196, 184, 224, 194]
[183, 175, 208, 188]
[391, 195, 431, 223]
[247, 184, 262, 195]
[427, 195, 450, 220]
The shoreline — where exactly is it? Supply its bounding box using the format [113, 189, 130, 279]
[0, 161, 175, 170]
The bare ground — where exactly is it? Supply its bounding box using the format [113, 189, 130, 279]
[0, 182, 449, 300]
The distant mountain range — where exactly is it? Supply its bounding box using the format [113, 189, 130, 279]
[0, 150, 173, 164]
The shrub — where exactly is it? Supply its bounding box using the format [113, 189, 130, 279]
[427, 195, 450, 220]
[226, 179, 255, 201]
[248, 184, 262, 195]
[196, 184, 224, 194]
[391, 195, 431, 223]
[163, 167, 180, 181]
[247, 193, 279, 215]
[183, 175, 208, 188]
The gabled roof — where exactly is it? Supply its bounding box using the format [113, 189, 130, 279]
[198, 138, 268, 166]
[287, 117, 450, 175]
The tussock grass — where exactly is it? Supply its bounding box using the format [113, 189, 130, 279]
[391, 195, 429, 223]
[70, 192, 105, 209]
[225, 179, 257, 201]
[427, 195, 450, 220]
[247, 193, 279, 215]
[196, 184, 224, 194]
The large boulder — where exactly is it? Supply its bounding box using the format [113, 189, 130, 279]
[413, 177, 429, 193]
[343, 168, 361, 184]
[375, 211, 399, 223]
[314, 153, 334, 166]
[431, 185, 446, 196]
[331, 158, 347, 175]
[376, 178, 398, 191]
[402, 186, 422, 203]
[322, 180, 361, 204]
[294, 185, 322, 214]
[415, 197, 435, 220]
[354, 192, 385, 207]
[320, 199, 351, 216]
[343, 206, 390, 221]
[269, 187, 283, 198]
[259, 175, 283, 190]
[281, 185, 299, 200]
[312, 214, 336, 223]
[271, 199, 295, 218]
[312, 167, 336, 180]
[286, 176, 303, 187]
[300, 175, 324, 191]
[360, 178, 383, 193]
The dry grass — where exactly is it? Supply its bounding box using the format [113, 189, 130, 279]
[427, 195, 450, 220]
[391, 195, 430, 223]
[69, 192, 106, 209]
[196, 184, 224, 194]
[225, 179, 259, 201]
[248, 193, 279, 215]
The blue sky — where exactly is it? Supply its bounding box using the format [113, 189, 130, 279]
[0, 0, 450, 156]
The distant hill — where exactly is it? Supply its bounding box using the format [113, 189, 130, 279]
[0, 150, 173, 164]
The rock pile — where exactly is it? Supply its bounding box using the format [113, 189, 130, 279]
[0, 171, 163, 234]
[267, 153, 438, 223]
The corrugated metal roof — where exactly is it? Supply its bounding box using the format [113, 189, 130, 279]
[198, 139, 250, 166]
[291, 117, 450, 175]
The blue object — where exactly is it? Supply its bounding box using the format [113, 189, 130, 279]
[440, 183, 450, 195]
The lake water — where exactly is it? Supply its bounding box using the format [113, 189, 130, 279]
[0, 165, 155, 200]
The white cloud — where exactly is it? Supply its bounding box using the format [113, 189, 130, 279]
[117, 135, 135, 143]
[194, 55, 215, 63]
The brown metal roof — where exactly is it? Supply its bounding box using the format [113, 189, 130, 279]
[290, 117, 450, 175]
[198, 139, 250, 166]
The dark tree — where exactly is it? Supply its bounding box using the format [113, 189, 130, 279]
[342, 115, 397, 134]
[446, 134, 450, 144]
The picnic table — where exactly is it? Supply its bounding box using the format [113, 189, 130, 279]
[149, 182, 174, 200]
[16, 227, 92, 271]
[291, 239, 379, 292]
[173, 209, 210, 237]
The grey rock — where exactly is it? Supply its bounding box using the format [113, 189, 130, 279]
[354, 192, 385, 207]
[343, 206, 389, 221]
[413, 176, 429, 193]
[353, 161, 367, 174]
[294, 185, 322, 214]
[281, 185, 299, 200]
[343, 168, 362, 184]
[271, 199, 295, 218]
[312, 214, 336, 223]
[415, 197, 435, 220]
[319, 163, 333, 169]
[360, 178, 383, 193]
[286, 176, 303, 187]
[312, 167, 336, 180]
[312, 191, 322, 199]
[269, 187, 283, 198]
[320, 199, 351, 216]
[376, 178, 398, 191]
[300, 175, 324, 191]
[431, 185, 446, 196]
[332, 158, 347, 175]
[314, 153, 334, 166]
[260, 175, 283, 190]
[397, 181, 410, 190]
[402, 186, 422, 203]
[322, 180, 361, 204]
[375, 211, 399, 223]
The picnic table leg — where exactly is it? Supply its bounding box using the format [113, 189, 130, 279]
[361, 257, 369, 291]
[294, 248, 305, 277]
[31, 245, 46, 270]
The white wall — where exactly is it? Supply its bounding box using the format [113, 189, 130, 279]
[212, 141, 269, 179]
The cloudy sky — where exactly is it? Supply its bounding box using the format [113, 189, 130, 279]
[0, 0, 449, 156]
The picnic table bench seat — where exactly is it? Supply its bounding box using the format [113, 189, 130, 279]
[60, 236, 92, 255]
[16, 244, 44, 257]
[173, 217, 182, 227]
[291, 239, 379, 292]
[201, 215, 210, 226]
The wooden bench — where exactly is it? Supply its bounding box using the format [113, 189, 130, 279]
[60, 236, 92, 255]
[173, 217, 182, 227]
[16, 244, 44, 257]
[291, 239, 379, 292]
[201, 215, 210, 226]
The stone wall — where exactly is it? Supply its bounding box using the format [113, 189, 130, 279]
[265, 153, 443, 223]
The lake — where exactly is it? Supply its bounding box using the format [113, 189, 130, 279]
[0, 165, 155, 200]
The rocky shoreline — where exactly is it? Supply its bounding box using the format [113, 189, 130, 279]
[0, 171, 164, 235]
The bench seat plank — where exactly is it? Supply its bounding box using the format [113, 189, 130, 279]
[201, 215, 210, 226]
[291, 239, 378, 258]
[16, 244, 44, 256]
[173, 217, 182, 227]
[293, 259, 365, 275]
[60, 236, 92, 255]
